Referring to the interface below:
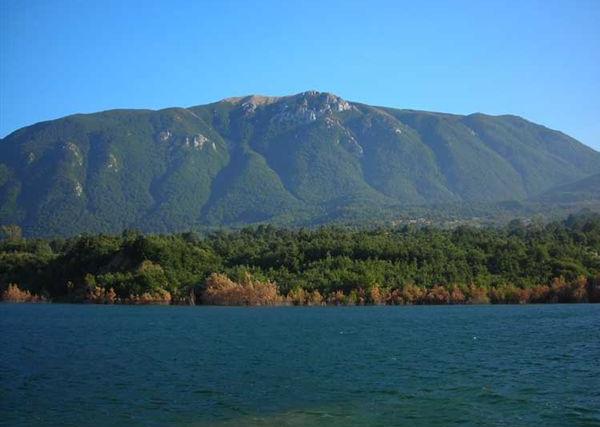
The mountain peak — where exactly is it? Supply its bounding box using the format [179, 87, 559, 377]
[295, 90, 337, 98]
[218, 91, 353, 122]
[256, 91, 349, 122]
[290, 90, 347, 104]
[221, 90, 347, 106]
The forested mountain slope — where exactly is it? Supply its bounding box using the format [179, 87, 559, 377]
[1, 91, 599, 236]
[535, 173, 600, 203]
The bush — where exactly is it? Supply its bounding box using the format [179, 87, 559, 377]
[1, 283, 45, 303]
[202, 273, 283, 306]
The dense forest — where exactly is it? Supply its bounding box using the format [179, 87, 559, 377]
[1, 213, 600, 305]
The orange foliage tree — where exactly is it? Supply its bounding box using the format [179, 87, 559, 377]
[202, 273, 283, 306]
[1, 284, 44, 303]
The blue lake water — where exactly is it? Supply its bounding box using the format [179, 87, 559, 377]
[1, 304, 599, 426]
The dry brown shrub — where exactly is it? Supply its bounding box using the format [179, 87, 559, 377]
[387, 288, 406, 305]
[287, 288, 325, 306]
[529, 285, 550, 303]
[106, 288, 117, 304]
[489, 284, 532, 304]
[286, 287, 308, 306]
[85, 286, 118, 304]
[1, 283, 44, 303]
[202, 273, 283, 306]
[569, 276, 589, 302]
[126, 289, 172, 305]
[448, 285, 466, 304]
[548, 276, 588, 303]
[401, 283, 426, 304]
[327, 290, 347, 306]
[466, 285, 490, 304]
[424, 286, 450, 304]
[307, 290, 325, 306]
[369, 285, 388, 305]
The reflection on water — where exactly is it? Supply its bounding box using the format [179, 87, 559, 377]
[1, 304, 599, 426]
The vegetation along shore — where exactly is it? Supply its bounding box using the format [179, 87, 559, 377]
[1, 213, 599, 305]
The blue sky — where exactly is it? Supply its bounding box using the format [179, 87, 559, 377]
[1, 0, 599, 149]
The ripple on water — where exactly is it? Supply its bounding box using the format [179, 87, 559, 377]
[1, 304, 599, 427]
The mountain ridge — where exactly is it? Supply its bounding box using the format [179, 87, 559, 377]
[2, 91, 585, 142]
[1, 91, 599, 237]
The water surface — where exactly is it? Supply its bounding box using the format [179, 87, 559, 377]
[1, 304, 599, 426]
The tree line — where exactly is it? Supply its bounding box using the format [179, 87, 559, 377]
[1, 212, 600, 305]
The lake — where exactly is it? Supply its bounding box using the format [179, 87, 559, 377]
[1, 304, 599, 426]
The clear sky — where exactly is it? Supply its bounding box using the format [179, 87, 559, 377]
[1, 0, 599, 149]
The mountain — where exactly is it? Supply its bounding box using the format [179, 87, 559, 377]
[1, 91, 600, 237]
[535, 173, 600, 204]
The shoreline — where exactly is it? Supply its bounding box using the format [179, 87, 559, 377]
[2, 215, 600, 307]
[2, 299, 598, 307]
